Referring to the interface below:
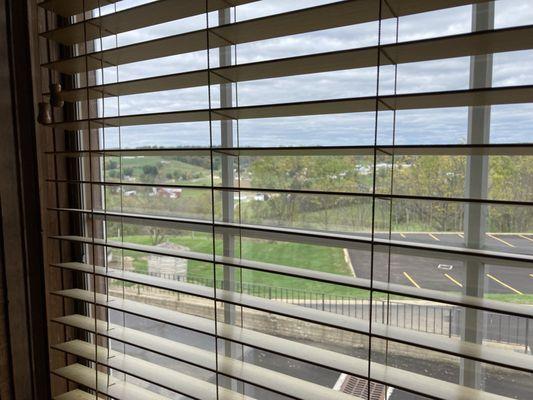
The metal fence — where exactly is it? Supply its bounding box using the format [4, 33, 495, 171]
[116, 271, 531, 351]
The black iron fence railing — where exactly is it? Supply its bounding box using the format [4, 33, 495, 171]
[114, 271, 531, 352]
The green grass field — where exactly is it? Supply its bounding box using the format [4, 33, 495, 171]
[110, 234, 372, 297]
[109, 234, 530, 303]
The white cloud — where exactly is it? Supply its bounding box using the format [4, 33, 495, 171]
[94, 0, 533, 149]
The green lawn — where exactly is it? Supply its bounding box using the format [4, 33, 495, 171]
[485, 293, 533, 304]
[109, 234, 532, 304]
[111, 234, 370, 298]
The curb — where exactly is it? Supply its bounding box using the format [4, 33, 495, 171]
[343, 248, 356, 277]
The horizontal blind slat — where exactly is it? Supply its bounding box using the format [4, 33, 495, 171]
[53, 339, 360, 400]
[53, 24, 533, 101]
[52, 341, 258, 400]
[46, 185, 533, 207]
[52, 364, 172, 400]
[51, 288, 533, 374]
[39, 0, 119, 17]
[55, 22, 533, 102]
[46, 143, 533, 157]
[42, 0, 259, 45]
[54, 389, 101, 400]
[42, 0, 490, 74]
[46, 86, 533, 130]
[52, 315, 523, 399]
[49, 229, 533, 268]
[53, 261, 533, 319]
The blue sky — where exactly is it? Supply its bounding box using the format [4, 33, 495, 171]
[92, 0, 533, 149]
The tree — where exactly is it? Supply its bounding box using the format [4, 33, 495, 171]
[488, 156, 533, 232]
[123, 167, 133, 177]
[107, 160, 118, 170]
[249, 155, 358, 230]
[142, 165, 159, 177]
[392, 155, 465, 231]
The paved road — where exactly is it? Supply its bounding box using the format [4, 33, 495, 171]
[108, 310, 532, 400]
[348, 233, 533, 295]
[109, 311, 339, 400]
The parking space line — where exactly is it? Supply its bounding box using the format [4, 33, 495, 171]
[428, 233, 440, 241]
[444, 273, 463, 288]
[487, 233, 515, 248]
[529, 274, 533, 279]
[403, 272, 420, 288]
[519, 234, 533, 243]
[486, 273, 523, 295]
[457, 233, 464, 238]
[400, 233, 406, 238]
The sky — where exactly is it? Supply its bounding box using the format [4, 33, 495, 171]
[89, 0, 533, 149]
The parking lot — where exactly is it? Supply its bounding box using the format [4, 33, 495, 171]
[348, 233, 533, 295]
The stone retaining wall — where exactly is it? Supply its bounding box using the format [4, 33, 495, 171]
[109, 288, 463, 364]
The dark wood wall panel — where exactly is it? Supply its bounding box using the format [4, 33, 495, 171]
[0, 0, 51, 398]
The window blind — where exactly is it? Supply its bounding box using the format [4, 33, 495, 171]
[38, 0, 532, 399]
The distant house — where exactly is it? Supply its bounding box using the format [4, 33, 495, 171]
[151, 187, 182, 198]
[254, 193, 270, 201]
